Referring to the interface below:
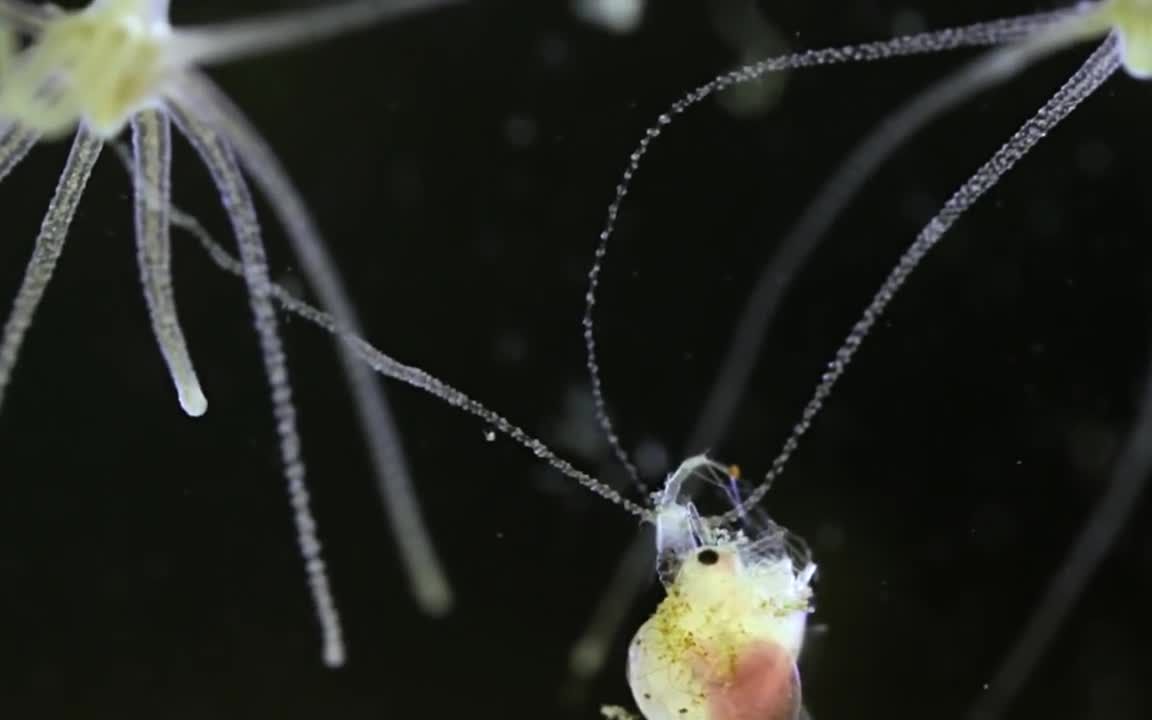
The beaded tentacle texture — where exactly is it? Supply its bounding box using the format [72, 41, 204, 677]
[0, 0, 461, 667]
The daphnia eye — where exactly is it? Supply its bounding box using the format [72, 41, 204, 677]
[696, 548, 719, 565]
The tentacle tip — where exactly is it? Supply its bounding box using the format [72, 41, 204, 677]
[322, 645, 346, 669]
[178, 386, 208, 417]
[569, 641, 607, 677]
[415, 583, 454, 617]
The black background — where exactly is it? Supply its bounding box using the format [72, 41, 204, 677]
[1, 0, 1150, 718]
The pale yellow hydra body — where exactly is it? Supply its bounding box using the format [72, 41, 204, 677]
[0, 0, 170, 137]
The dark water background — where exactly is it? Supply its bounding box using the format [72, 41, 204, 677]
[1, 0, 1150, 717]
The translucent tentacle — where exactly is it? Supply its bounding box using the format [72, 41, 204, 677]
[169, 0, 462, 68]
[167, 72, 452, 615]
[0, 127, 100, 412]
[163, 199, 655, 522]
[723, 36, 1121, 524]
[582, 8, 1088, 492]
[687, 11, 1109, 454]
[131, 109, 207, 417]
[0, 123, 36, 181]
[965, 72, 1150, 719]
[169, 102, 346, 668]
[567, 529, 653, 682]
[965, 335, 1152, 719]
[959, 28, 1146, 708]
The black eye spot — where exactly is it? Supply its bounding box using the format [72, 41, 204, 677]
[697, 549, 719, 565]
